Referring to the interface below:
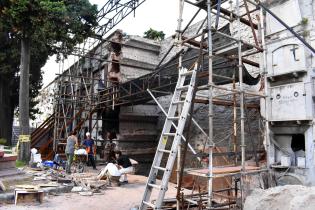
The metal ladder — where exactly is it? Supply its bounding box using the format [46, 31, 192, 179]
[139, 66, 197, 210]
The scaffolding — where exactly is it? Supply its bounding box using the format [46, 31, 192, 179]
[138, 0, 267, 209]
[46, 0, 147, 158]
[175, 0, 266, 209]
[52, 56, 101, 154]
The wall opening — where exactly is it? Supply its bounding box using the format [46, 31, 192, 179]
[291, 133, 305, 152]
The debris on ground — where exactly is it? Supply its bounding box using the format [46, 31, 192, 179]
[0, 175, 182, 210]
[78, 191, 93, 196]
[0, 180, 6, 191]
[244, 185, 315, 210]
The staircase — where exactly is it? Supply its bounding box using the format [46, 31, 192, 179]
[30, 114, 55, 160]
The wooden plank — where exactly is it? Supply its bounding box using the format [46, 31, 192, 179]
[188, 166, 261, 175]
[15, 189, 44, 205]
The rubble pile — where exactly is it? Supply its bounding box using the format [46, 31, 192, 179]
[244, 185, 315, 210]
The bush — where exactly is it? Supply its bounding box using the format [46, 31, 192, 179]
[0, 138, 7, 145]
[16, 160, 26, 168]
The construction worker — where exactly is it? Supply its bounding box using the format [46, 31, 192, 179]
[82, 132, 97, 170]
[104, 131, 117, 163]
[65, 131, 78, 174]
[97, 163, 121, 186]
[115, 150, 133, 183]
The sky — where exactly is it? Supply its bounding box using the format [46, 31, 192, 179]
[41, 0, 205, 87]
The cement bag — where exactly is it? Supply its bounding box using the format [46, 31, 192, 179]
[75, 149, 87, 155]
[33, 154, 42, 163]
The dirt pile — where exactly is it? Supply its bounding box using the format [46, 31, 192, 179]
[244, 185, 315, 210]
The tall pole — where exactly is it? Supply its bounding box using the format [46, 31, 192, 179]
[18, 37, 31, 162]
[236, 0, 245, 208]
[233, 75, 238, 165]
[259, 5, 269, 169]
[206, 0, 214, 208]
[176, 1, 184, 209]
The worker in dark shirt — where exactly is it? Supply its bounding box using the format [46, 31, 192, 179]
[82, 132, 97, 170]
[115, 150, 133, 183]
[105, 131, 117, 163]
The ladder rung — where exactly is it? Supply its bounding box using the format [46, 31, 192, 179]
[143, 201, 155, 208]
[158, 149, 171, 153]
[180, 71, 193, 76]
[173, 101, 185, 105]
[167, 116, 179, 120]
[148, 183, 161, 189]
[172, 100, 185, 105]
[153, 166, 167, 171]
[163, 133, 176, 136]
[176, 85, 190, 91]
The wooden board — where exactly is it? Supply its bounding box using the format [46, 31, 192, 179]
[15, 189, 44, 205]
[15, 185, 39, 190]
[189, 166, 261, 175]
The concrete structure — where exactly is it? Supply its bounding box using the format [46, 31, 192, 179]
[263, 0, 315, 185]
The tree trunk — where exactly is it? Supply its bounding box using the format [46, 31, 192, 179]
[18, 37, 31, 162]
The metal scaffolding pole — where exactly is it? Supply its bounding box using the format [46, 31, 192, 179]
[176, 1, 185, 209]
[206, 0, 214, 208]
[259, 4, 270, 170]
[236, 0, 246, 208]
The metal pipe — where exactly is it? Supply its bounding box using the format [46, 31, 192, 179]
[236, 0, 245, 209]
[198, 84, 265, 97]
[243, 0, 259, 47]
[176, 2, 184, 208]
[215, 0, 222, 29]
[183, 8, 202, 33]
[259, 3, 271, 171]
[233, 73, 238, 165]
[207, 0, 214, 209]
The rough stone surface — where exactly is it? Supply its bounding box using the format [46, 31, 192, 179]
[244, 185, 315, 210]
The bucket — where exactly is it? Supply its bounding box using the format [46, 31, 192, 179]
[297, 157, 306, 168]
[281, 155, 291, 167]
[43, 160, 54, 168]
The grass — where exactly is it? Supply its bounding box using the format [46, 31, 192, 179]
[15, 160, 27, 168]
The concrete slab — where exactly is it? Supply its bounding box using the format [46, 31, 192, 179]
[0, 155, 17, 170]
[0, 168, 24, 178]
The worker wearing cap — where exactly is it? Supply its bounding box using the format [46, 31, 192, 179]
[82, 132, 97, 170]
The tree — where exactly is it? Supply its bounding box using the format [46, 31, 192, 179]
[0, 0, 98, 161]
[0, 25, 48, 146]
[143, 28, 165, 41]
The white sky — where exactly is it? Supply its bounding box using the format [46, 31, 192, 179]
[41, 0, 205, 87]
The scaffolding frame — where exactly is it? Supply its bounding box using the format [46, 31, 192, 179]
[45, 0, 147, 158]
[52, 55, 101, 153]
[168, 0, 267, 209]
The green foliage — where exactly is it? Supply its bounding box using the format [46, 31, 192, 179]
[0, 0, 98, 118]
[303, 30, 310, 38]
[16, 160, 27, 168]
[0, 138, 7, 145]
[301, 18, 308, 26]
[144, 28, 165, 41]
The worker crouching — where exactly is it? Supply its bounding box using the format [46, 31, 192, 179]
[115, 150, 134, 183]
